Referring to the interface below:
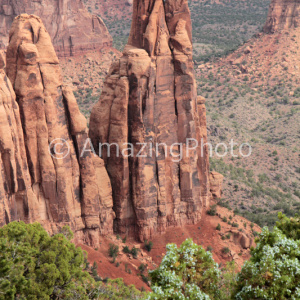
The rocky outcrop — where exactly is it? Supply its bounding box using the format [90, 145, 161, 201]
[264, 0, 300, 33]
[209, 171, 223, 199]
[2, 14, 114, 245]
[0, 0, 112, 57]
[89, 0, 211, 241]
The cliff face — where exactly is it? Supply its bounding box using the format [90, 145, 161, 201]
[264, 0, 300, 33]
[1, 14, 114, 246]
[0, 0, 112, 57]
[89, 0, 211, 241]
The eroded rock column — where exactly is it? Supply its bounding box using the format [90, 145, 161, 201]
[90, 0, 211, 241]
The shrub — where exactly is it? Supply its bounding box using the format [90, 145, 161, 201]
[123, 246, 130, 254]
[131, 246, 139, 259]
[222, 247, 230, 254]
[144, 240, 153, 252]
[138, 263, 147, 274]
[216, 223, 221, 231]
[207, 205, 217, 216]
[109, 243, 119, 258]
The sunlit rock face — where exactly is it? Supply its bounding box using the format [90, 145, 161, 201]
[89, 0, 211, 241]
[264, 0, 300, 33]
[0, 0, 112, 57]
[2, 14, 115, 246]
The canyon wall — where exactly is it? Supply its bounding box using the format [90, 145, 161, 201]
[264, 0, 300, 33]
[0, 0, 112, 57]
[1, 14, 114, 246]
[89, 0, 211, 241]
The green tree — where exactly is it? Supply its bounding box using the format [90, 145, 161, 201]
[147, 239, 221, 299]
[234, 220, 300, 299]
[0, 221, 99, 299]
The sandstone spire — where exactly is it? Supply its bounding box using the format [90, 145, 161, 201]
[89, 0, 210, 241]
[264, 0, 300, 33]
[0, 0, 112, 57]
[3, 14, 114, 245]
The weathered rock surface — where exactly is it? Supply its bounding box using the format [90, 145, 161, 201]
[0, 0, 112, 57]
[209, 171, 224, 199]
[264, 0, 300, 33]
[89, 0, 211, 241]
[3, 14, 114, 245]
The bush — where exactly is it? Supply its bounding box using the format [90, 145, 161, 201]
[109, 244, 119, 258]
[148, 239, 221, 299]
[123, 246, 130, 254]
[216, 223, 221, 231]
[131, 246, 139, 259]
[138, 263, 147, 274]
[234, 224, 300, 299]
[222, 247, 230, 254]
[207, 205, 217, 216]
[144, 240, 153, 252]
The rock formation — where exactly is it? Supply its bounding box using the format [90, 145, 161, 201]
[0, 0, 112, 57]
[2, 14, 114, 245]
[89, 0, 211, 241]
[209, 171, 223, 199]
[264, 0, 300, 33]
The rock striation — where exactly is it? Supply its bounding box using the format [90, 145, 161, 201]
[0, 0, 112, 57]
[1, 14, 114, 245]
[264, 0, 300, 33]
[89, 0, 211, 241]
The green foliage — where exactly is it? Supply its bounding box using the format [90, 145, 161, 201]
[234, 215, 300, 299]
[0, 222, 99, 299]
[219, 262, 238, 300]
[147, 239, 221, 299]
[97, 278, 145, 300]
[109, 243, 119, 258]
[123, 246, 131, 254]
[276, 212, 300, 240]
[131, 246, 139, 259]
[144, 240, 153, 252]
[216, 223, 221, 231]
[207, 204, 217, 216]
[222, 247, 230, 254]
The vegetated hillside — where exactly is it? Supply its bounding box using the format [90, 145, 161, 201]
[82, 0, 270, 57]
[190, 0, 270, 61]
[80, 205, 260, 290]
[197, 29, 300, 228]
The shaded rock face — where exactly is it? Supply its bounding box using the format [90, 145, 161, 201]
[89, 0, 211, 241]
[264, 0, 300, 33]
[0, 0, 112, 57]
[2, 14, 114, 246]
